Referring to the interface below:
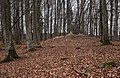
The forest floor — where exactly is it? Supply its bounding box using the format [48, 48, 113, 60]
[0, 34, 120, 78]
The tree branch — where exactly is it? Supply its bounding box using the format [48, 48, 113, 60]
[10, 2, 34, 30]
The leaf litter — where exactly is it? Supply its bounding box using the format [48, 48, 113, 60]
[0, 35, 120, 78]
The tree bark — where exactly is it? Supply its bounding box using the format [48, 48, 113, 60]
[100, 0, 111, 45]
[20, 0, 24, 41]
[1, 0, 19, 62]
[89, 0, 93, 36]
[63, 0, 66, 36]
[66, 0, 71, 33]
[114, 0, 118, 40]
[109, 0, 113, 40]
[25, 0, 33, 51]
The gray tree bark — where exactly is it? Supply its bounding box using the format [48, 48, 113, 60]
[110, 0, 113, 40]
[20, 0, 24, 41]
[114, 0, 118, 40]
[25, 0, 33, 51]
[100, 0, 111, 45]
[62, 0, 66, 36]
[1, 0, 19, 62]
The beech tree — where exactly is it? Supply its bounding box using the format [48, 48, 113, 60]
[1, 0, 19, 62]
[66, 0, 72, 33]
[32, 0, 42, 44]
[114, 0, 119, 40]
[62, 0, 66, 36]
[25, 0, 33, 51]
[109, 0, 113, 40]
[100, 0, 111, 45]
[20, 0, 24, 41]
[12, 0, 21, 44]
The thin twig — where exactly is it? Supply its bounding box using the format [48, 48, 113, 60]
[10, 2, 34, 30]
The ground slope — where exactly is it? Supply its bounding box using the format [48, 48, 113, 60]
[0, 35, 120, 78]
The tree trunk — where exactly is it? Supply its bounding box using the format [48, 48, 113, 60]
[0, 0, 4, 43]
[99, 0, 103, 41]
[20, 0, 24, 41]
[109, 0, 113, 40]
[63, 0, 66, 36]
[54, 0, 58, 37]
[25, 0, 33, 51]
[80, 0, 85, 34]
[46, 0, 50, 39]
[33, 0, 41, 44]
[89, 0, 93, 36]
[66, 0, 71, 33]
[74, 0, 80, 34]
[37, 0, 42, 41]
[1, 0, 19, 62]
[50, 5, 53, 38]
[114, 0, 118, 40]
[12, 0, 21, 44]
[100, 0, 111, 45]
[43, 1, 47, 40]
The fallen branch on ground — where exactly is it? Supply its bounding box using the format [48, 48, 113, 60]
[72, 66, 88, 76]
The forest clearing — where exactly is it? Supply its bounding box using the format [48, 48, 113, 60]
[0, 35, 120, 78]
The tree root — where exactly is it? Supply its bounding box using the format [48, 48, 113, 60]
[0, 55, 20, 63]
[100, 40, 112, 45]
[25, 48, 37, 53]
[35, 45, 43, 48]
[0, 48, 20, 63]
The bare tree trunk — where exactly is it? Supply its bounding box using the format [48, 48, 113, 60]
[74, 0, 80, 34]
[37, 0, 42, 41]
[80, 0, 85, 34]
[43, 1, 47, 40]
[94, 0, 98, 37]
[46, 0, 50, 39]
[33, 0, 41, 44]
[59, 2, 62, 36]
[54, 0, 58, 36]
[109, 0, 113, 40]
[25, 0, 33, 51]
[50, 5, 53, 38]
[0, 0, 4, 43]
[114, 0, 118, 40]
[100, 0, 111, 45]
[1, 0, 19, 62]
[16, 0, 21, 44]
[63, 0, 66, 36]
[66, 0, 71, 33]
[12, 0, 21, 44]
[33, 0, 38, 43]
[89, 0, 93, 36]
[20, 0, 24, 41]
[99, 0, 103, 42]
